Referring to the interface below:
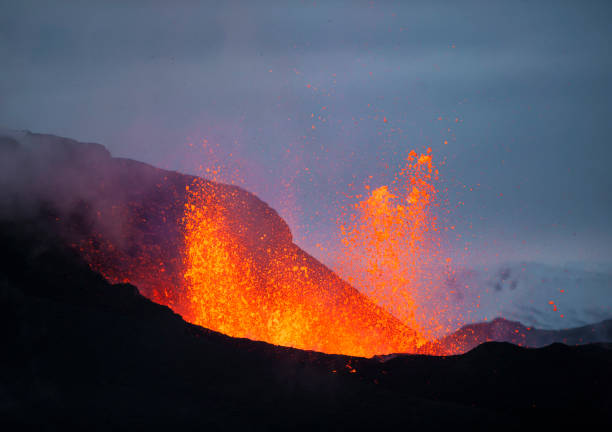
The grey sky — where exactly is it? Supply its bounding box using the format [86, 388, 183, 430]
[1, 0, 611, 266]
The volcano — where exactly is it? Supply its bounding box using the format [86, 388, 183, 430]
[0, 129, 423, 357]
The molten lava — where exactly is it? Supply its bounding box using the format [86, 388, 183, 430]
[335, 148, 453, 342]
[181, 179, 421, 356]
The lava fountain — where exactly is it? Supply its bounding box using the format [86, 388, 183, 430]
[180, 178, 422, 356]
[335, 148, 455, 342]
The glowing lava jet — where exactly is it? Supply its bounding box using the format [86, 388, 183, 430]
[335, 148, 454, 343]
[180, 179, 421, 357]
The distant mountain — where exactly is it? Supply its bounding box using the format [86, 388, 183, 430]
[425, 317, 612, 355]
[445, 261, 612, 330]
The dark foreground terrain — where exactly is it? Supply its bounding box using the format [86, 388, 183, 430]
[1, 221, 611, 431]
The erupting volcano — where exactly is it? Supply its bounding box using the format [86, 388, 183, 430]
[80, 144, 454, 356]
[2, 130, 461, 356]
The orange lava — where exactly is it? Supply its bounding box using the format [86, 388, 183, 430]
[335, 149, 453, 343]
[180, 179, 423, 357]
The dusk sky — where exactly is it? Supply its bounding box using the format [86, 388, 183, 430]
[2, 0, 611, 267]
